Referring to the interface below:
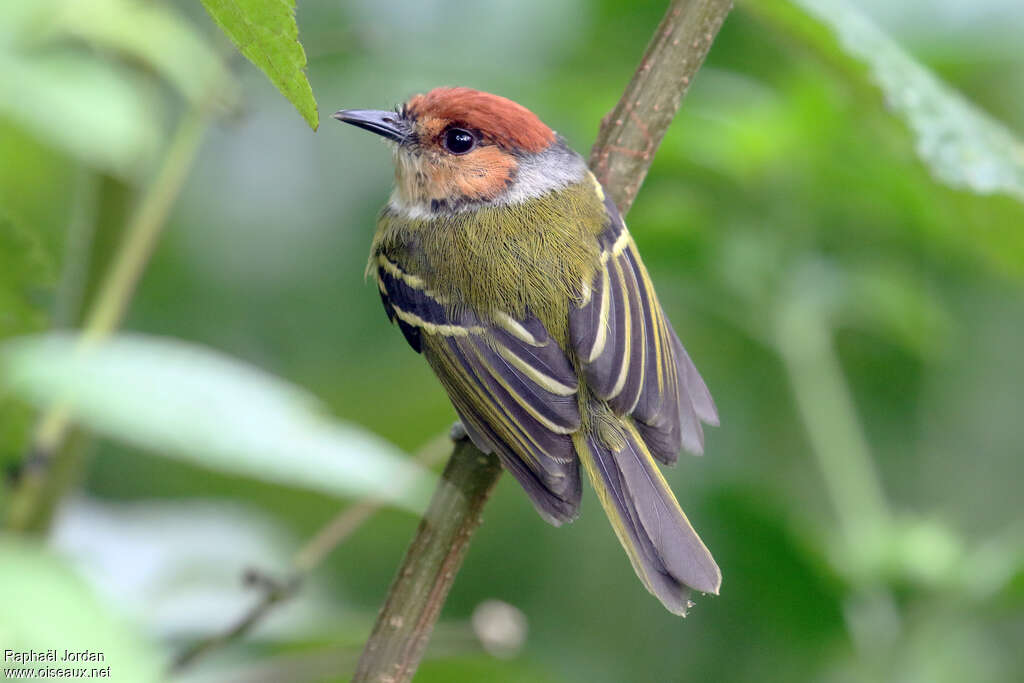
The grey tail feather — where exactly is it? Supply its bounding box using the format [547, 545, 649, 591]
[671, 330, 719, 428]
[580, 423, 720, 615]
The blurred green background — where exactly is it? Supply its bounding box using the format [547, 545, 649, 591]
[2, 0, 1023, 681]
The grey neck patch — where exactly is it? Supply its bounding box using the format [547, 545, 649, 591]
[504, 138, 588, 205]
[388, 137, 588, 220]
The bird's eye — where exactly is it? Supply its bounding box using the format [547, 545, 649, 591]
[443, 128, 476, 155]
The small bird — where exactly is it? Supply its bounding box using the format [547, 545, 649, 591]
[334, 87, 720, 614]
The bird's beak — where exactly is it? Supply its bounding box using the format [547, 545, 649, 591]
[332, 109, 409, 144]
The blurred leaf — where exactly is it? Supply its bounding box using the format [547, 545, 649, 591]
[789, 0, 1024, 202]
[713, 233, 951, 358]
[0, 0, 236, 178]
[0, 537, 164, 681]
[199, 0, 318, 130]
[959, 520, 1024, 602]
[0, 121, 76, 259]
[842, 263, 951, 358]
[52, 497, 337, 639]
[0, 2, 55, 44]
[0, 217, 55, 468]
[0, 50, 162, 178]
[829, 515, 965, 589]
[0, 334, 433, 511]
[0, 217, 55, 339]
[49, 0, 237, 111]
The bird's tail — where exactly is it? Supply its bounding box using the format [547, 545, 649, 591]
[574, 415, 721, 614]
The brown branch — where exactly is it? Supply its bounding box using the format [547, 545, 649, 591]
[351, 435, 502, 682]
[350, 1, 732, 681]
[590, 0, 733, 215]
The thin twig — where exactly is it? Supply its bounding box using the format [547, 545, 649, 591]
[170, 433, 453, 673]
[171, 572, 303, 673]
[351, 2, 733, 681]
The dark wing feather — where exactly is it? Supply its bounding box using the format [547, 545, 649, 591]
[374, 253, 582, 524]
[570, 196, 717, 464]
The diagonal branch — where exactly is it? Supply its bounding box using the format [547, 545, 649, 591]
[352, 1, 732, 681]
[351, 435, 503, 682]
[591, 0, 732, 214]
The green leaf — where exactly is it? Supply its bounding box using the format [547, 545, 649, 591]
[0, 0, 232, 178]
[789, 0, 1024, 203]
[842, 263, 951, 359]
[49, 0, 237, 112]
[0, 217, 55, 472]
[0, 51, 162, 178]
[199, 0, 318, 129]
[0, 334, 434, 511]
[0, 538, 164, 682]
[0, 217, 55, 339]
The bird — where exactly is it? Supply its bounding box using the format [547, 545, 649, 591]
[333, 87, 720, 614]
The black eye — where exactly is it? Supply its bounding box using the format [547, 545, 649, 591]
[443, 128, 476, 154]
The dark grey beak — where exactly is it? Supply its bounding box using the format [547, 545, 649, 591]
[332, 109, 408, 144]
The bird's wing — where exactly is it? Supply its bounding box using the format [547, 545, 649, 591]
[374, 252, 583, 524]
[570, 195, 718, 463]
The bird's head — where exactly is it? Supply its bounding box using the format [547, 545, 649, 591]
[334, 87, 585, 214]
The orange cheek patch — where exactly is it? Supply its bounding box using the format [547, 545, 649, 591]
[454, 147, 517, 200]
[423, 146, 517, 202]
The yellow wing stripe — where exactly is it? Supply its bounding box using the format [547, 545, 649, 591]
[586, 227, 630, 365]
[493, 342, 578, 396]
[628, 239, 668, 398]
[605, 256, 633, 401]
[611, 228, 629, 255]
[390, 304, 486, 337]
[589, 172, 606, 202]
[431, 341, 541, 467]
[622, 249, 647, 415]
[494, 311, 542, 346]
[390, 292, 576, 399]
[587, 263, 611, 362]
[469, 343, 577, 436]
[459, 345, 557, 464]
[579, 279, 593, 306]
[378, 253, 426, 289]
